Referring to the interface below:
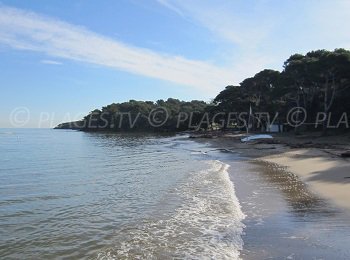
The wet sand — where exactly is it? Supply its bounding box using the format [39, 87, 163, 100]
[198, 133, 350, 212]
[194, 136, 350, 259]
[259, 149, 350, 211]
[230, 160, 350, 259]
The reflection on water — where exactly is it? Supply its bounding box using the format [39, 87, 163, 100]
[1, 129, 350, 259]
[0, 129, 245, 259]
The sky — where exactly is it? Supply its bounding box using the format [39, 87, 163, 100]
[1, 0, 350, 128]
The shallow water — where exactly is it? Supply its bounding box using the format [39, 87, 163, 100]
[1, 129, 350, 259]
[0, 129, 245, 259]
[210, 148, 350, 259]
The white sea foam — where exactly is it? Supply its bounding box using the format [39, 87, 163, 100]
[98, 160, 246, 259]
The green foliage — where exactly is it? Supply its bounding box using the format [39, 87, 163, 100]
[213, 48, 350, 133]
[57, 48, 350, 133]
[78, 98, 208, 132]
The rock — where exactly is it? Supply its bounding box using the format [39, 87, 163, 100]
[341, 151, 350, 158]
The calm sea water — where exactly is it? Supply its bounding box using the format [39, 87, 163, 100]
[0, 129, 245, 259]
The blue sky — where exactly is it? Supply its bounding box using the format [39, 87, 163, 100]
[1, 0, 350, 127]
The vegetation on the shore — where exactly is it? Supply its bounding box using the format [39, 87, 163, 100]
[55, 99, 208, 131]
[56, 48, 350, 133]
[212, 48, 350, 134]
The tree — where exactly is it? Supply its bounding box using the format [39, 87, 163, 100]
[57, 48, 350, 135]
[241, 69, 281, 111]
[308, 49, 350, 134]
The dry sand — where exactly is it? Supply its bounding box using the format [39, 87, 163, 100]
[259, 148, 350, 211]
[198, 132, 350, 211]
[191, 132, 350, 258]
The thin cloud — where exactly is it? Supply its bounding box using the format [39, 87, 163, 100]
[155, 0, 281, 80]
[0, 6, 233, 94]
[156, 0, 185, 17]
[155, 0, 274, 48]
[41, 59, 62, 65]
[156, 0, 350, 79]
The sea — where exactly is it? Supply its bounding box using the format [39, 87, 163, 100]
[0, 129, 245, 259]
[1, 129, 350, 259]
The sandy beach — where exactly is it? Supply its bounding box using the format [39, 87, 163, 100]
[259, 148, 350, 211]
[192, 132, 350, 258]
[195, 132, 350, 212]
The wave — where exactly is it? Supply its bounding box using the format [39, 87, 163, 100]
[98, 160, 245, 259]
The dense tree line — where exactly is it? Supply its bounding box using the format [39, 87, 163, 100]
[211, 48, 350, 134]
[56, 98, 208, 132]
[56, 48, 350, 133]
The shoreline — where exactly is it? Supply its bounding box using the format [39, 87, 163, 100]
[192, 133, 350, 258]
[257, 148, 350, 212]
[194, 132, 350, 213]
